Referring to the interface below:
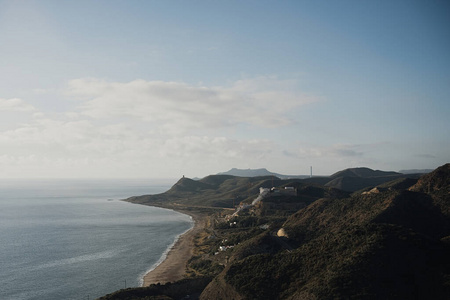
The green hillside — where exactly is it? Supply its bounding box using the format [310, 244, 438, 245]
[104, 164, 450, 300]
[203, 165, 450, 299]
[329, 167, 400, 178]
[126, 175, 294, 208]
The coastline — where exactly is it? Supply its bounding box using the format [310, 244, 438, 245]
[141, 208, 206, 286]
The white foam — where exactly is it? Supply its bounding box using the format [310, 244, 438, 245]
[138, 217, 194, 286]
[33, 249, 121, 270]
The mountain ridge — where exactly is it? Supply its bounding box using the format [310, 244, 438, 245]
[217, 168, 310, 179]
[104, 164, 450, 300]
[329, 167, 400, 178]
[202, 164, 450, 299]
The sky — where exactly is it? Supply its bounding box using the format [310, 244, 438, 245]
[0, 0, 449, 179]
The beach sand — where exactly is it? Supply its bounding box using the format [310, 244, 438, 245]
[142, 210, 206, 286]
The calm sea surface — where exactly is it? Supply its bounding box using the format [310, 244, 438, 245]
[0, 179, 193, 300]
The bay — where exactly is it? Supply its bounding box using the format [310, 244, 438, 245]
[0, 179, 192, 300]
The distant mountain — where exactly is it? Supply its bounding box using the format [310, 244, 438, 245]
[127, 174, 279, 208]
[218, 168, 275, 177]
[330, 167, 400, 178]
[322, 167, 419, 192]
[218, 168, 309, 179]
[166, 176, 214, 193]
[399, 169, 434, 174]
[215, 167, 422, 192]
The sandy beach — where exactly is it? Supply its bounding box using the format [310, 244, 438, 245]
[142, 209, 206, 286]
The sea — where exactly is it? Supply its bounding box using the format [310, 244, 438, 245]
[0, 178, 193, 300]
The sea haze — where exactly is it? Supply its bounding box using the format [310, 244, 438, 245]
[0, 179, 193, 300]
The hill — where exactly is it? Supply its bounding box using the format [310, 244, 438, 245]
[409, 163, 450, 218]
[329, 167, 400, 178]
[105, 164, 450, 299]
[218, 168, 309, 179]
[300, 167, 420, 192]
[409, 163, 450, 196]
[202, 165, 450, 299]
[400, 168, 434, 174]
[126, 174, 321, 209]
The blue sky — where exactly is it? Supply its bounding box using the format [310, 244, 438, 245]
[0, 0, 449, 178]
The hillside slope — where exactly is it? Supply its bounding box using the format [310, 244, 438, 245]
[218, 168, 309, 179]
[126, 175, 295, 208]
[323, 167, 419, 192]
[201, 164, 450, 299]
[329, 167, 400, 178]
[106, 165, 449, 300]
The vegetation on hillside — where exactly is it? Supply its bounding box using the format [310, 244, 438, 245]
[102, 164, 450, 299]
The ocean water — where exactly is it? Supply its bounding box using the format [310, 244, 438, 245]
[0, 179, 193, 300]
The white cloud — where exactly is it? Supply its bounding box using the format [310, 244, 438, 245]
[280, 143, 394, 175]
[0, 98, 36, 112]
[66, 77, 318, 133]
[0, 111, 277, 177]
[0, 76, 321, 177]
[159, 136, 273, 160]
[288, 144, 366, 159]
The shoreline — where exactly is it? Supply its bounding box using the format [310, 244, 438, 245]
[141, 208, 206, 286]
